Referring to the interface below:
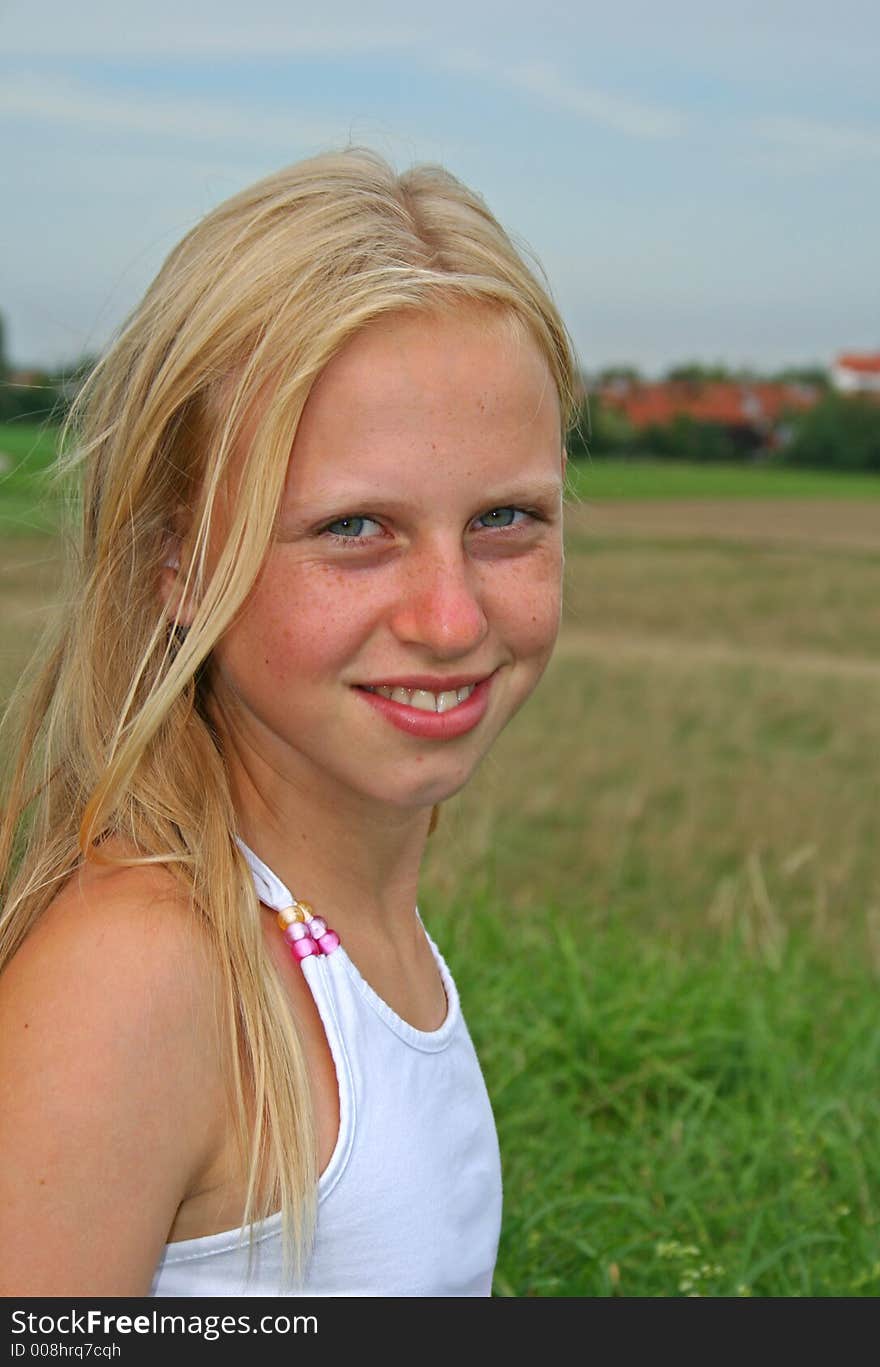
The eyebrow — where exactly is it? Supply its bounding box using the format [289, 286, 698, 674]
[293, 479, 563, 517]
[478, 479, 564, 505]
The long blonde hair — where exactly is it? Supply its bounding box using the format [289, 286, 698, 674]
[0, 147, 577, 1281]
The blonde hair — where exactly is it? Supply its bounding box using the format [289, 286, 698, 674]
[0, 147, 577, 1282]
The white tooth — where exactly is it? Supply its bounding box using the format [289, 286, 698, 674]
[436, 691, 459, 713]
[410, 689, 437, 712]
[457, 685, 475, 703]
[391, 687, 411, 704]
[376, 686, 393, 699]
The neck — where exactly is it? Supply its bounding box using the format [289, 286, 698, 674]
[222, 728, 433, 946]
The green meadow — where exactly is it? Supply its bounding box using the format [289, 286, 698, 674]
[2, 422, 879, 1295]
[0, 420, 67, 535]
[565, 455, 880, 500]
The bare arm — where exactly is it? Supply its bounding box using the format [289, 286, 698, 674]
[0, 864, 228, 1295]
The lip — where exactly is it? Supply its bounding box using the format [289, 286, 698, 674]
[354, 672, 495, 739]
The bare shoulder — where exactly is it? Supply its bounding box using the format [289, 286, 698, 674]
[16, 850, 221, 1004]
[0, 852, 228, 1294]
[3, 853, 225, 1085]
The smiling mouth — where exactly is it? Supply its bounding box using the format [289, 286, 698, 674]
[359, 683, 477, 714]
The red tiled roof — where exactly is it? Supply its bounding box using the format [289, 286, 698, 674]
[835, 353, 880, 374]
[597, 381, 818, 430]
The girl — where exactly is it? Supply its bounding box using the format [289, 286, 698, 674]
[0, 148, 576, 1296]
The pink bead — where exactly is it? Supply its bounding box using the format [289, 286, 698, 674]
[291, 936, 319, 960]
[308, 917, 327, 939]
[283, 921, 310, 943]
[317, 930, 340, 955]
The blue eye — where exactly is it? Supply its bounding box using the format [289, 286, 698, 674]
[475, 507, 527, 529]
[323, 516, 382, 540]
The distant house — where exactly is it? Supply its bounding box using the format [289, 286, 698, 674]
[596, 378, 820, 450]
[831, 353, 880, 395]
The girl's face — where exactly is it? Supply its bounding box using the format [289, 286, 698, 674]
[208, 307, 565, 816]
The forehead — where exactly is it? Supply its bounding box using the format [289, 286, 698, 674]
[292, 307, 560, 461]
[324, 305, 547, 388]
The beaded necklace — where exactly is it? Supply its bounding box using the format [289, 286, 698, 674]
[275, 897, 341, 963]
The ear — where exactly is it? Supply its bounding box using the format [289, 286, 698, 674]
[158, 533, 196, 628]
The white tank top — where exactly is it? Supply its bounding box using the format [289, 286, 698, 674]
[150, 842, 503, 1296]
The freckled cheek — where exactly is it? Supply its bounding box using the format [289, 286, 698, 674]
[247, 575, 381, 682]
[488, 552, 563, 658]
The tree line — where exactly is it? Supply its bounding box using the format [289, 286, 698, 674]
[571, 364, 880, 474]
[0, 314, 96, 425]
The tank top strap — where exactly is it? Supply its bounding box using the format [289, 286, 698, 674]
[236, 836, 296, 911]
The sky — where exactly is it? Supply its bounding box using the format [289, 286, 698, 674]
[2, 0, 878, 377]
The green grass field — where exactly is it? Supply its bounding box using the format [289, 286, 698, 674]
[0, 420, 70, 535]
[2, 422, 879, 1295]
[566, 455, 880, 500]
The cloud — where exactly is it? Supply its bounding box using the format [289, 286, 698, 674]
[437, 50, 687, 140]
[0, 72, 349, 148]
[498, 61, 687, 140]
[754, 114, 880, 165]
[2, 52, 689, 155]
[1, 1, 420, 59]
[3, 0, 876, 73]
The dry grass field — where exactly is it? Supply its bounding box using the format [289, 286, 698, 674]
[3, 499, 879, 968]
[0, 537, 64, 708]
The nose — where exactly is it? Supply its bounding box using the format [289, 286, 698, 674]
[389, 539, 489, 658]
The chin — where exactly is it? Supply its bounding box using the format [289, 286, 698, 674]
[382, 758, 488, 813]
